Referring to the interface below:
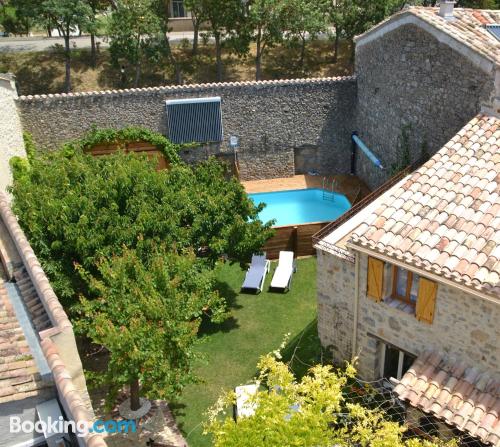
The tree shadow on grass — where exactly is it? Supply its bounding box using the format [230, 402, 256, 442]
[198, 278, 242, 336]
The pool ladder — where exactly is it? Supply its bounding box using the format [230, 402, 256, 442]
[322, 177, 336, 201]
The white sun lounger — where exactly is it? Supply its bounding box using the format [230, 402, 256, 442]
[270, 251, 295, 292]
[241, 254, 270, 293]
[234, 384, 259, 420]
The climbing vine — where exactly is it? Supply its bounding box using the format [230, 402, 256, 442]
[61, 125, 182, 165]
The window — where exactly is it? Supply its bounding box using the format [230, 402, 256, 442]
[366, 259, 438, 324]
[172, 0, 186, 18]
[391, 266, 420, 305]
[380, 343, 415, 380]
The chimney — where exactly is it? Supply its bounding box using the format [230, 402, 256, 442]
[439, 1, 455, 20]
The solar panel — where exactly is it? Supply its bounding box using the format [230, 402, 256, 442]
[165, 97, 223, 144]
[486, 24, 500, 42]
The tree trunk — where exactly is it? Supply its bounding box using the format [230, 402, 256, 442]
[300, 36, 306, 68]
[255, 28, 262, 81]
[255, 52, 263, 81]
[90, 33, 97, 68]
[63, 35, 72, 93]
[47, 25, 52, 37]
[333, 30, 339, 63]
[164, 35, 182, 84]
[134, 63, 141, 87]
[192, 20, 199, 56]
[215, 33, 223, 82]
[130, 378, 141, 411]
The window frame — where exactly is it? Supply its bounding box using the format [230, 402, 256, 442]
[379, 343, 416, 380]
[172, 0, 186, 18]
[391, 265, 417, 305]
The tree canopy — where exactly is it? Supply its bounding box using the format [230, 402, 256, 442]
[78, 245, 227, 410]
[11, 134, 273, 309]
[108, 0, 162, 87]
[206, 354, 457, 447]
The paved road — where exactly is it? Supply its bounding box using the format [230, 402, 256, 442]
[0, 32, 196, 53]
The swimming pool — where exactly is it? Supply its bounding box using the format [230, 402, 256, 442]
[249, 188, 351, 227]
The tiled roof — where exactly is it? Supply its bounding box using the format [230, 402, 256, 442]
[42, 338, 107, 447]
[411, 7, 500, 66]
[394, 351, 500, 446]
[0, 278, 53, 404]
[351, 114, 500, 298]
[356, 7, 500, 67]
[13, 268, 52, 333]
[0, 192, 107, 446]
[17, 76, 356, 101]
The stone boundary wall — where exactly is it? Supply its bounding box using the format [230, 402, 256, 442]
[0, 74, 26, 195]
[16, 77, 357, 181]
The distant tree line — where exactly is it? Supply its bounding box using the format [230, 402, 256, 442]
[1, 0, 498, 92]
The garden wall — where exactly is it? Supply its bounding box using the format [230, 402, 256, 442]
[16, 77, 357, 181]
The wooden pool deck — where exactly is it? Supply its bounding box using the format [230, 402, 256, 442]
[242, 175, 371, 259]
[242, 174, 371, 205]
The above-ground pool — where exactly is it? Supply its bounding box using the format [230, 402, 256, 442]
[249, 188, 351, 227]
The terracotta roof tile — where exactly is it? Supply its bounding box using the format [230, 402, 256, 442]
[351, 115, 500, 298]
[0, 280, 53, 403]
[395, 352, 500, 446]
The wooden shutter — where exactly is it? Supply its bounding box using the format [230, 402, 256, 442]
[416, 278, 437, 324]
[367, 257, 385, 302]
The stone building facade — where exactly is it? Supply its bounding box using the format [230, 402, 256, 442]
[355, 23, 496, 189]
[317, 250, 500, 381]
[16, 77, 357, 181]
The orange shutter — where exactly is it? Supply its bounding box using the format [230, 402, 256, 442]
[416, 278, 437, 324]
[367, 257, 384, 302]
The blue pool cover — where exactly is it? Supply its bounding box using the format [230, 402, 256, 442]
[249, 188, 351, 227]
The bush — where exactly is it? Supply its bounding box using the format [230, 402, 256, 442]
[11, 142, 273, 309]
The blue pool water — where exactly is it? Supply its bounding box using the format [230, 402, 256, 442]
[249, 188, 351, 227]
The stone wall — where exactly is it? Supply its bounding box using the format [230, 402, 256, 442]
[0, 74, 26, 195]
[16, 77, 357, 181]
[355, 24, 495, 189]
[317, 250, 500, 380]
[317, 249, 355, 363]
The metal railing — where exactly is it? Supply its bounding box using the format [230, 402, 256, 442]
[312, 164, 417, 256]
[322, 176, 336, 201]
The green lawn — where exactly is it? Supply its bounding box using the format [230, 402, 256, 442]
[172, 257, 322, 447]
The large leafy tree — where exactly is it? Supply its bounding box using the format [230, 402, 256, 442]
[283, 0, 329, 69]
[78, 246, 227, 411]
[247, 0, 287, 81]
[151, 0, 183, 84]
[206, 355, 456, 447]
[83, 0, 110, 68]
[108, 0, 162, 87]
[11, 141, 273, 309]
[327, 0, 406, 62]
[42, 0, 93, 91]
[184, 0, 206, 56]
[196, 0, 245, 82]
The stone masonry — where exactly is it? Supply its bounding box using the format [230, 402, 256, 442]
[16, 77, 357, 181]
[317, 251, 500, 381]
[0, 75, 26, 195]
[355, 24, 495, 189]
